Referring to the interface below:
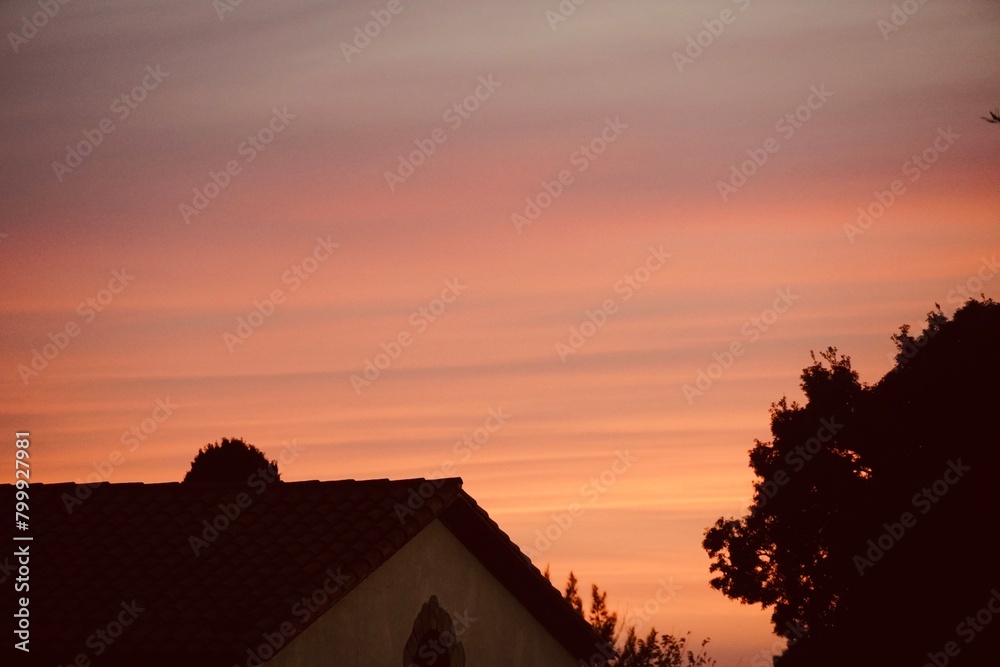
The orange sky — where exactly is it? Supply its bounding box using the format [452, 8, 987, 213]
[2, 0, 999, 662]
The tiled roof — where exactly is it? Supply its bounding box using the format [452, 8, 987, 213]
[2, 478, 602, 666]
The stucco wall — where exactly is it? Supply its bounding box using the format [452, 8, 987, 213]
[264, 519, 580, 667]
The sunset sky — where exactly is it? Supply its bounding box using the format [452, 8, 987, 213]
[2, 0, 999, 662]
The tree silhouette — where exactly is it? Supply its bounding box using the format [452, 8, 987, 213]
[617, 630, 715, 667]
[702, 347, 867, 636]
[983, 109, 1000, 123]
[564, 571, 585, 616]
[182, 437, 281, 484]
[553, 572, 716, 667]
[703, 297, 1000, 666]
[589, 584, 618, 647]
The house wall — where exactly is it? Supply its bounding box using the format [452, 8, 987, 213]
[264, 519, 582, 667]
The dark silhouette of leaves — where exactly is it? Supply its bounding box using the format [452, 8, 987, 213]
[182, 437, 280, 484]
[555, 573, 716, 667]
[703, 297, 1000, 666]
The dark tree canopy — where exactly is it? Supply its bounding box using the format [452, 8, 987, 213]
[182, 437, 281, 484]
[703, 297, 1000, 666]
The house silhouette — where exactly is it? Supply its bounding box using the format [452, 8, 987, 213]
[3, 478, 606, 666]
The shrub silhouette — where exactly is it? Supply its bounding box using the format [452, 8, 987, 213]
[552, 570, 716, 666]
[182, 437, 281, 484]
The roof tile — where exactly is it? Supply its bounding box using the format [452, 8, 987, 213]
[3, 477, 603, 666]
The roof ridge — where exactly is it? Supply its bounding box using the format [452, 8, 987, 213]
[11, 476, 464, 488]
